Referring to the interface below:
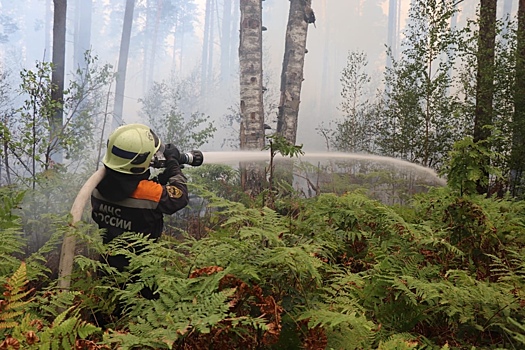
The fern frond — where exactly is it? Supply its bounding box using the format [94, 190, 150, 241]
[377, 333, 421, 349]
[503, 317, 525, 345]
[36, 305, 100, 349]
[259, 244, 323, 286]
[0, 262, 32, 331]
[0, 321, 20, 331]
[0, 227, 26, 283]
[419, 230, 465, 257]
[299, 308, 375, 349]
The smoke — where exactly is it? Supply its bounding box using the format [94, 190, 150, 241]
[0, 0, 518, 154]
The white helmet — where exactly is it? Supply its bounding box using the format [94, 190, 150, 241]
[103, 124, 161, 174]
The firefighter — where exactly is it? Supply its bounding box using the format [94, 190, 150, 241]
[91, 123, 188, 297]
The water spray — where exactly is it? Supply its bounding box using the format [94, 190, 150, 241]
[201, 150, 445, 185]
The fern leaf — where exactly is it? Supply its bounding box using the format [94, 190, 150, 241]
[0, 321, 18, 329]
[50, 305, 76, 328]
[0, 262, 32, 331]
[76, 321, 99, 339]
[0, 310, 24, 321]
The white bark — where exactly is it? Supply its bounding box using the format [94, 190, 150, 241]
[239, 0, 264, 150]
[277, 0, 312, 144]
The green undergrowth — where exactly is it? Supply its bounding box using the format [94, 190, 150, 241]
[1, 183, 525, 349]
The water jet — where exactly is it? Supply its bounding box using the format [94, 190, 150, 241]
[202, 150, 444, 183]
[201, 150, 445, 203]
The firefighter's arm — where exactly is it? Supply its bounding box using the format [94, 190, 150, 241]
[157, 159, 189, 214]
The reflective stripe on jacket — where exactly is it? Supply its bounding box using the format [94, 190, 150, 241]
[91, 178, 189, 243]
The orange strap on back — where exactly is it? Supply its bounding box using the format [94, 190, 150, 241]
[131, 180, 163, 202]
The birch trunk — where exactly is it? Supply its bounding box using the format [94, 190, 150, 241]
[276, 0, 312, 144]
[239, 0, 265, 193]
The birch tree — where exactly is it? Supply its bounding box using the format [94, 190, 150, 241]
[276, 0, 314, 144]
[377, 0, 464, 169]
[332, 51, 376, 153]
[238, 0, 265, 193]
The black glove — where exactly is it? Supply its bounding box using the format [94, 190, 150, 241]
[163, 143, 180, 161]
[156, 158, 181, 185]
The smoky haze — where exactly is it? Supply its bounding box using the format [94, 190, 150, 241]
[0, 0, 517, 152]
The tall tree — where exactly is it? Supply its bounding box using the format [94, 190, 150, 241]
[276, 0, 314, 144]
[473, 0, 497, 194]
[141, 0, 154, 91]
[386, 0, 399, 70]
[146, 0, 163, 91]
[170, 0, 199, 75]
[73, 0, 92, 71]
[50, 0, 67, 164]
[0, 69, 12, 186]
[220, 0, 234, 84]
[230, 0, 240, 80]
[332, 51, 375, 153]
[113, 0, 135, 129]
[135, 0, 199, 87]
[239, 0, 265, 192]
[510, 0, 525, 196]
[45, 0, 52, 60]
[201, 0, 216, 104]
[446, 0, 459, 93]
[378, 0, 464, 169]
[140, 80, 216, 151]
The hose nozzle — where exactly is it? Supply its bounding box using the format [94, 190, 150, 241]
[179, 150, 204, 167]
[151, 149, 204, 168]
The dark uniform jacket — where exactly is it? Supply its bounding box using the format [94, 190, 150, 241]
[91, 167, 189, 245]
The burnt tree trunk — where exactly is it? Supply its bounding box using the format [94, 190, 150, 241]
[473, 0, 497, 195]
[276, 0, 313, 144]
[239, 0, 265, 194]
